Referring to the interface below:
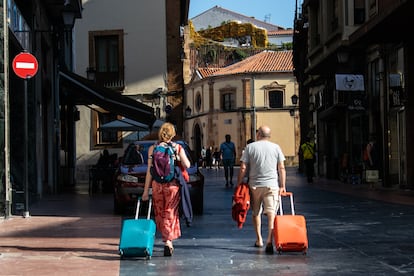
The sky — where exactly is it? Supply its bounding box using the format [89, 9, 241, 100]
[189, 0, 298, 29]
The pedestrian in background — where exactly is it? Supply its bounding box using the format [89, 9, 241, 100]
[236, 126, 286, 254]
[300, 136, 316, 183]
[363, 135, 378, 169]
[200, 146, 206, 168]
[206, 146, 213, 169]
[142, 122, 191, 257]
[213, 147, 221, 169]
[220, 134, 236, 187]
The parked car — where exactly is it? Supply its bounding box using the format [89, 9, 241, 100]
[113, 140, 205, 215]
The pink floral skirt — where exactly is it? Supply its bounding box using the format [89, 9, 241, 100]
[151, 180, 181, 242]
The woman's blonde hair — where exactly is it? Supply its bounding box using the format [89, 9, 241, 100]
[158, 122, 176, 142]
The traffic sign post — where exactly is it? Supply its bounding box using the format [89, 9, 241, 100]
[12, 52, 39, 79]
[12, 52, 39, 218]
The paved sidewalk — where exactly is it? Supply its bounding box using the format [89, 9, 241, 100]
[309, 172, 414, 206]
[0, 191, 121, 276]
[0, 167, 413, 275]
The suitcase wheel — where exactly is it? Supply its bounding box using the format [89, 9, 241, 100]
[144, 249, 151, 260]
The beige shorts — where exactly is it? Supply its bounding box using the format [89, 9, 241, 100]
[250, 186, 279, 216]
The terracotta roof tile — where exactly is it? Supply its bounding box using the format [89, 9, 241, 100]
[196, 51, 293, 79]
[197, 67, 222, 78]
[217, 50, 293, 75]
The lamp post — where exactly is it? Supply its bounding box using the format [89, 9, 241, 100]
[291, 94, 299, 105]
[290, 94, 299, 166]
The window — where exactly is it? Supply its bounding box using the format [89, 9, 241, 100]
[89, 30, 125, 149]
[327, 0, 339, 32]
[96, 35, 119, 73]
[98, 112, 118, 144]
[196, 93, 202, 112]
[89, 30, 124, 90]
[309, 2, 321, 49]
[222, 92, 235, 111]
[354, 0, 365, 24]
[269, 91, 283, 108]
[90, 110, 121, 149]
[98, 113, 118, 144]
[263, 82, 286, 108]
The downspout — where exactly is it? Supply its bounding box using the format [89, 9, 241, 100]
[251, 76, 256, 140]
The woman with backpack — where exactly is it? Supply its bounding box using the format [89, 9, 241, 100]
[142, 122, 191, 256]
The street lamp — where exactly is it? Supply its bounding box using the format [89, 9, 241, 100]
[290, 94, 299, 117]
[62, 8, 76, 30]
[291, 94, 299, 105]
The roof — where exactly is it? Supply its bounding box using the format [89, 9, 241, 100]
[197, 67, 222, 78]
[197, 50, 293, 78]
[191, 5, 284, 32]
[268, 29, 294, 36]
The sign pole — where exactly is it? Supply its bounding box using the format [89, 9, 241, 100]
[23, 79, 30, 218]
[12, 52, 38, 218]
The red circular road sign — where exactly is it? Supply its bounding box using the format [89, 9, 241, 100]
[12, 52, 39, 79]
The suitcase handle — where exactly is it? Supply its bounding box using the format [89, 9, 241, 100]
[135, 196, 152, 220]
[278, 191, 295, 215]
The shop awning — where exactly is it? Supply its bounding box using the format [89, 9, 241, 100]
[59, 69, 156, 126]
[98, 118, 150, 131]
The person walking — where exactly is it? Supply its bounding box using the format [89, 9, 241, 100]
[142, 122, 191, 257]
[220, 134, 236, 187]
[200, 146, 207, 168]
[363, 135, 378, 169]
[236, 126, 286, 254]
[206, 146, 213, 169]
[213, 147, 221, 169]
[300, 136, 316, 183]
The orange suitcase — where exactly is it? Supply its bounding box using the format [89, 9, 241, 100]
[274, 192, 308, 254]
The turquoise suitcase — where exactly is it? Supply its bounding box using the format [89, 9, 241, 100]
[119, 197, 156, 259]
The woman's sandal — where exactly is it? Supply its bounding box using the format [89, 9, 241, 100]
[164, 245, 174, 256]
[254, 241, 263, 248]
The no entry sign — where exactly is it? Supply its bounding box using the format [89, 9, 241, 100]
[12, 52, 39, 79]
